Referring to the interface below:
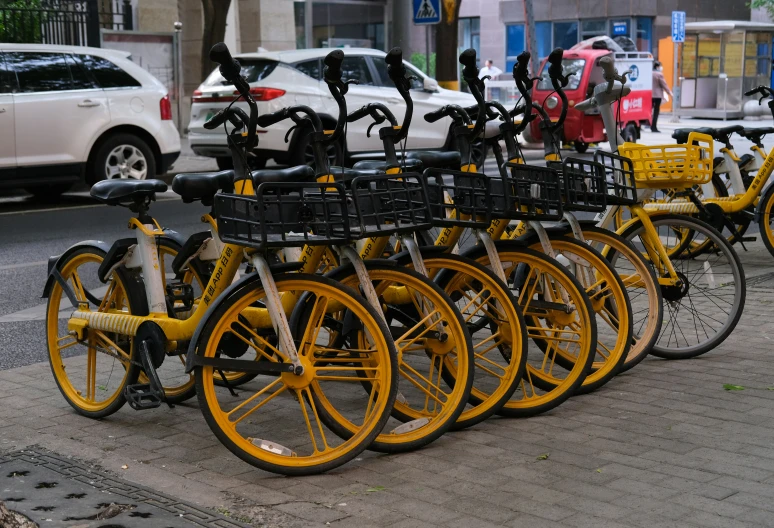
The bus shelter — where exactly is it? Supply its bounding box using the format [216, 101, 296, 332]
[679, 21, 774, 119]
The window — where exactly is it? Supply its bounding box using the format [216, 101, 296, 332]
[554, 22, 578, 50]
[459, 17, 481, 63]
[537, 59, 585, 91]
[0, 54, 15, 94]
[635, 17, 652, 53]
[505, 24, 525, 72]
[80, 55, 141, 88]
[340, 56, 373, 85]
[536, 22, 552, 60]
[202, 59, 277, 87]
[372, 58, 423, 90]
[294, 59, 321, 80]
[581, 20, 607, 40]
[5, 53, 74, 93]
[65, 55, 97, 90]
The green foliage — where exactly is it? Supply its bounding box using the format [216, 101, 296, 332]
[750, 0, 774, 20]
[410, 52, 436, 78]
[723, 383, 745, 391]
[0, 0, 45, 43]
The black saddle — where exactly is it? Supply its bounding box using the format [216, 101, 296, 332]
[172, 170, 235, 205]
[738, 127, 774, 144]
[252, 165, 316, 186]
[405, 150, 462, 170]
[673, 125, 743, 145]
[672, 127, 716, 144]
[352, 159, 424, 172]
[327, 166, 385, 184]
[90, 179, 167, 206]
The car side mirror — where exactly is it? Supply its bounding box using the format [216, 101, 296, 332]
[423, 77, 439, 92]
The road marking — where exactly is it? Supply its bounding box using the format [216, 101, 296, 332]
[0, 194, 181, 216]
[0, 260, 47, 271]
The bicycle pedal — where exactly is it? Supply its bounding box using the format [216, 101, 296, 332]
[166, 281, 195, 314]
[124, 383, 163, 410]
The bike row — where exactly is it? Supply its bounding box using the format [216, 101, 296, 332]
[43, 43, 746, 475]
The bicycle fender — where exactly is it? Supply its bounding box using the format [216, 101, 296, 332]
[162, 228, 187, 247]
[184, 271, 263, 373]
[41, 240, 111, 299]
[756, 185, 774, 223]
[614, 210, 673, 237]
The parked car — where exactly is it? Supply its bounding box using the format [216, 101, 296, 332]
[188, 48, 479, 169]
[0, 43, 180, 198]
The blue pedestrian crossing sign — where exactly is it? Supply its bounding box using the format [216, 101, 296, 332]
[672, 11, 686, 43]
[414, 0, 442, 25]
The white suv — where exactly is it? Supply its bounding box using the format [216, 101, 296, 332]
[0, 44, 180, 198]
[188, 48, 478, 169]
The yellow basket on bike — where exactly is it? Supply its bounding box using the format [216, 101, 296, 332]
[617, 132, 713, 189]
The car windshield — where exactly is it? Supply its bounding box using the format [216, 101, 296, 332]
[536, 59, 585, 91]
[202, 59, 278, 86]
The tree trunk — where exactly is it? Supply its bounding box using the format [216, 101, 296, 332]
[200, 0, 232, 82]
[434, 0, 461, 90]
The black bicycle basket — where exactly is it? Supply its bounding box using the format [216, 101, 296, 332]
[215, 181, 351, 250]
[594, 150, 638, 206]
[421, 168, 492, 228]
[556, 157, 607, 213]
[348, 172, 433, 238]
[490, 162, 563, 221]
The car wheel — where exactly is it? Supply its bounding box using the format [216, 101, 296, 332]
[92, 134, 156, 183]
[574, 141, 589, 153]
[623, 123, 638, 143]
[25, 183, 74, 200]
[291, 128, 343, 169]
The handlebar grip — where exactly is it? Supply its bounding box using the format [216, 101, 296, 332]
[347, 105, 372, 123]
[385, 47, 403, 67]
[514, 51, 530, 80]
[257, 109, 288, 128]
[323, 49, 344, 83]
[424, 107, 447, 123]
[547, 47, 563, 79]
[745, 86, 771, 97]
[744, 88, 760, 97]
[598, 56, 616, 77]
[459, 48, 479, 79]
[203, 109, 228, 130]
[209, 43, 241, 81]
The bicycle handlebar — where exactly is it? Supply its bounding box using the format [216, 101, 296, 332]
[546, 47, 570, 131]
[599, 56, 630, 94]
[512, 51, 533, 133]
[385, 47, 413, 141]
[206, 42, 257, 151]
[203, 106, 250, 131]
[347, 102, 398, 137]
[424, 105, 471, 125]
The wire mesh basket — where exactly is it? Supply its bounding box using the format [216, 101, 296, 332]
[551, 157, 608, 213]
[215, 182, 351, 250]
[348, 172, 433, 238]
[594, 151, 638, 206]
[618, 132, 713, 189]
[421, 168, 492, 228]
[490, 162, 563, 221]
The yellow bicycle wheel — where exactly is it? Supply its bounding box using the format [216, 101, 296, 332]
[46, 247, 142, 418]
[194, 273, 398, 476]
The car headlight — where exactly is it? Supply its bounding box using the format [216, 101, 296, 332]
[545, 96, 559, 110]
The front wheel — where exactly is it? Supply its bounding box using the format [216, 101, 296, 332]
[194, 274, 398, 476]
[619, 213, 746, 359]
[758, 186, 774, 259]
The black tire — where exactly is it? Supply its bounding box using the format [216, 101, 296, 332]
[290, 127, 343, 169]
[619, 213, 746, 359]
[758, 185, 774, 259]
[623, 123, 637, 143]
[25, 183, 74, 199]
[91, 133, 156, 184]
[574, 141, 589, 154]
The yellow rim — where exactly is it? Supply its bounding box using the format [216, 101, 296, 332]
[473, 251, 594, 409]
[47, 251, 134, 413]
[199, 278, 394, 468]
[335, 268, 472, 445]
[761, 193, 774, 249]
[528, 240, 629, 387]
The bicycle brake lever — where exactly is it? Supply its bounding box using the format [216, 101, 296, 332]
[366, 119, 382, 138]
[284, 125, 297, 144]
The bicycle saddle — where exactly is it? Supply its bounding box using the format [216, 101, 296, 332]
[352, 159, 423, 172]
[672, 127, 716, 144]
[90, 178, 168, 206]
[739, 127, 774, 142]
[327, 166, 385, 184]
[172, 170, 235, 205]
[251, 165, 315, 186]
[405, 150, 462, 170]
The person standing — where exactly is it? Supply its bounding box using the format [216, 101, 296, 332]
[479, 59, 502, 80]
[651, 61, 673, 133]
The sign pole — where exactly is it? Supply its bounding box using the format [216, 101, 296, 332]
[669, 11, 685, 123]
[425, 25, 430, 74]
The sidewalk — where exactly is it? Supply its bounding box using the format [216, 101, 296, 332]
[3, 240, 774, 527]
